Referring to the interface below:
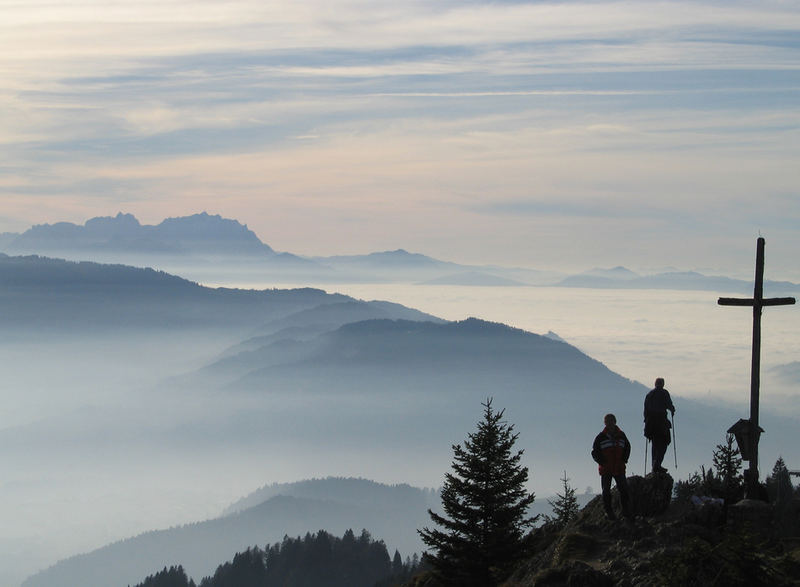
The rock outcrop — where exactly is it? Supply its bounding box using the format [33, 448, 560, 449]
[626, 473, 673, 517]
[506, 473, 800, 586]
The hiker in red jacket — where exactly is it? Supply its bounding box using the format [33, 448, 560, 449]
[592, 413, 632, 520]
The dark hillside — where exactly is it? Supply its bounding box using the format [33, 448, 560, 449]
[0, 255, 347, 332]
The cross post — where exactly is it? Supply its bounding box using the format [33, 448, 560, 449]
[718, 237, 795, 498]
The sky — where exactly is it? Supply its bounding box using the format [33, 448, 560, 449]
[2, 0, 799, 278]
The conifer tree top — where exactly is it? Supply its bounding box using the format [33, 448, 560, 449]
[419, 398, 536, 587]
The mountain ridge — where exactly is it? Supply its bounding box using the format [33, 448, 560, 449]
[0, 254, 352, 334]
[4, 213, 798, 292]
[8, 212, 275, 257]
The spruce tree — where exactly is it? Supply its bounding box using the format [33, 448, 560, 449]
[391, 550, 404, 576]
[766, 456, 793, 506]
[418, 398, 536, 586]
[712, 433, 744, 503]
[547, 471, 579, 529]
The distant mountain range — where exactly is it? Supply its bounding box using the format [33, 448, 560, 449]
[556, 268, 798, 295]
[0, 212, 321, 280]
[314, 249, 451, 270]
[5, 212, 796, 293]
[419, 271, 528, 287]
[5, 212, 274, 257]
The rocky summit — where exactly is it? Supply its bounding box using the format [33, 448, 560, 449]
[506, 473, 800, 587]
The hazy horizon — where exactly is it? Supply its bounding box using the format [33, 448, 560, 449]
[4, 210, 800, 283]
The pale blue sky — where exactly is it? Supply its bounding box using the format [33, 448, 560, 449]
[2, 0, 799, 277]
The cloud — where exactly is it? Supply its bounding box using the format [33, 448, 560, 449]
[2, 0, 799, 272]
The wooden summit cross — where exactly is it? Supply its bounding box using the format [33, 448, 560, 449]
[718, 237, 795, 497]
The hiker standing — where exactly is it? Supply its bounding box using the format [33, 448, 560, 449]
[644, 377, 675, 474]
[591, 413, 632, 520]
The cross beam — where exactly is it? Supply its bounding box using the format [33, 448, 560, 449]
[718, 237, 795, 497]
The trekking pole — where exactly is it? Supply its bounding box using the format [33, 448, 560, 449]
[671, 412, 678, 468]
[644, 438, 649, 476]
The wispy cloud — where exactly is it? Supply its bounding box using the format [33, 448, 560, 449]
[1, 0, 799, 273]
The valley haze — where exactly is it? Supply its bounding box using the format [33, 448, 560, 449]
[1, 212, 799, 587]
